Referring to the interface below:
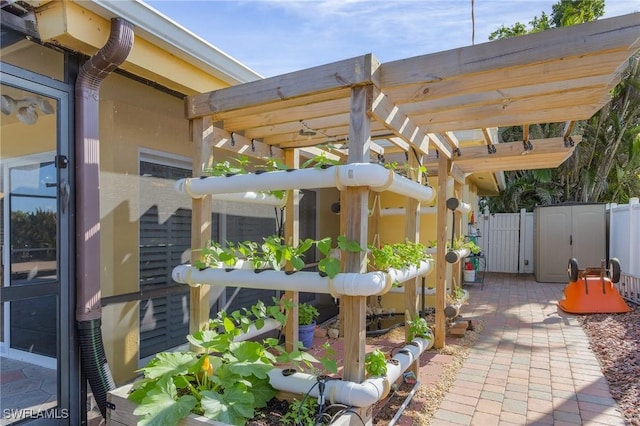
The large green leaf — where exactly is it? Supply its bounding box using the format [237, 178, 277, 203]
[188, 330, 232, 352]
[227, 361, 273, 379]
[244, 376, 277, 408]
[127, 379, 156, 404]
[133, 376, 197, 426]
[139, 352, 197, 379]
[229, 340, 264, 362]
[201, 385, 255, 425]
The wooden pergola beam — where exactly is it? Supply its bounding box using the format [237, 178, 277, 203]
[424, 136, 583, 174]
[388, 54, 628, 111]
[381, 14, 640, 88]
[409, 89, 608, 131]
[187, 54, 381, 118]
[411, 104, 600, 134]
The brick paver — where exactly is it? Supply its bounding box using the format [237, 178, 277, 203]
[433, 273, 626, 425]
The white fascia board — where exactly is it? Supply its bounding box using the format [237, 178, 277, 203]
[494, 171, 507, 191]
[84, 0, 263, 85]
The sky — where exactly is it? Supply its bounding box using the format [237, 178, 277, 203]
[145, 0, 640, 78]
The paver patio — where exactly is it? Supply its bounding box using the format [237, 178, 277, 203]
[432, 273, 626, 426]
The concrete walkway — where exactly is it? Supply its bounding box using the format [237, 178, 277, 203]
[432, 273, 626, 426]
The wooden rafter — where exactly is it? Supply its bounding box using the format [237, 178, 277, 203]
[369, 88, 436, 156]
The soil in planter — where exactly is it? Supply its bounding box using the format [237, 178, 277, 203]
[249, 380, 415, 425]
[248, 398, 290, 425]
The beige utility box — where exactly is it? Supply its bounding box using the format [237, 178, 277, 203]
[534, 204, 606, 282]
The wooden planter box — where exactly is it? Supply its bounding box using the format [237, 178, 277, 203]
[107, 384, 229, 426]
[107, 384, 355, 426]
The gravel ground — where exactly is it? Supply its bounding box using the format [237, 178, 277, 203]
[579, 302, 640, 426]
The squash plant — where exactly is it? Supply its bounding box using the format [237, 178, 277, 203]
[128, 299, 333, 426]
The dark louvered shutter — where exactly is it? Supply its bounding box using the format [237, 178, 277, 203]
[139, 161, 192, 358]
[223, 214, 277, 314]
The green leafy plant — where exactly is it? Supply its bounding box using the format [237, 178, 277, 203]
[368, 241, 429, 271]
[447, 287, 467, 305]
[406, 317, 433, 343]
[301, 153, 340, 169]
[194, 241, 237, 269]
[195, 236, 315, 272]
[281, 397, 320, 426]
[462, 239, 482, 255]
[298, 302, 319, 326]
[316, 235, 363, 278]
[365, 349, 388, 377]
[204, 157, 286, 199]
[383, 161, 427, 179]
[450, 237, 480, 254]
[128, 299, 325, 426]
[204, 157, 248, 177]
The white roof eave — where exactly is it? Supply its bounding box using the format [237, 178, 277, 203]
[83, 0, 263, 85]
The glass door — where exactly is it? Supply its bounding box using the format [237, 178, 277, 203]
[1, 74, 76, 424]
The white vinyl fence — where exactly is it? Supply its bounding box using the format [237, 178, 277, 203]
[476, 209, 534, 274]
[609, 198, 640, 304]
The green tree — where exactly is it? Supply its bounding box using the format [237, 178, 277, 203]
[484, 0, 639, 212]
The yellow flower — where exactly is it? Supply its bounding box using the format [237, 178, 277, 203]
[202, 356, 210, 372]
[207, 364, 214, 376]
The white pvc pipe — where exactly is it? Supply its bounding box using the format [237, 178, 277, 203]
[172, 261, 434, 297]
[233, 318, 281, 342]
[445, 247, 471, 264]
[380, 206, 436, 216]
[386, 260, 433, 284]
[455, 202, 472, 214]
[176, 163, 435, 204]
[172, 266, 390, 296]
[177, 167, 337, 197]
[213, 191, 287, 207]
[267, 337, 433, 407]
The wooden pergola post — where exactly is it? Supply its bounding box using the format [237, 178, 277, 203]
[453, 180, 464, 292]
[283, 148, 300, 352]
[189, 117, 214, 340]
[435, 154, 450, 348]
[342, 85, 372, 386]
[404, 152, 421, 376]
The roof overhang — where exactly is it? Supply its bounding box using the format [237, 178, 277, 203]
[29, 0, 262, 94]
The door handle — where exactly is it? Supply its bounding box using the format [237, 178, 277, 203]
[570, 234, 573, 245]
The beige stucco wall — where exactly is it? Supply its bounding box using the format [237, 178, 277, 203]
[98, 73, 192, 383]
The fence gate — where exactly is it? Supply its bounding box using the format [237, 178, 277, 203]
[476, 210, 534, 274]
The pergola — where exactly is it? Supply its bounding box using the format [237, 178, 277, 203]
[183, 12, 639, 420]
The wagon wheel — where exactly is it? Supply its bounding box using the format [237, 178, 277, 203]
[567, 258, 579, 282]
[608, 258, 621, 283]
